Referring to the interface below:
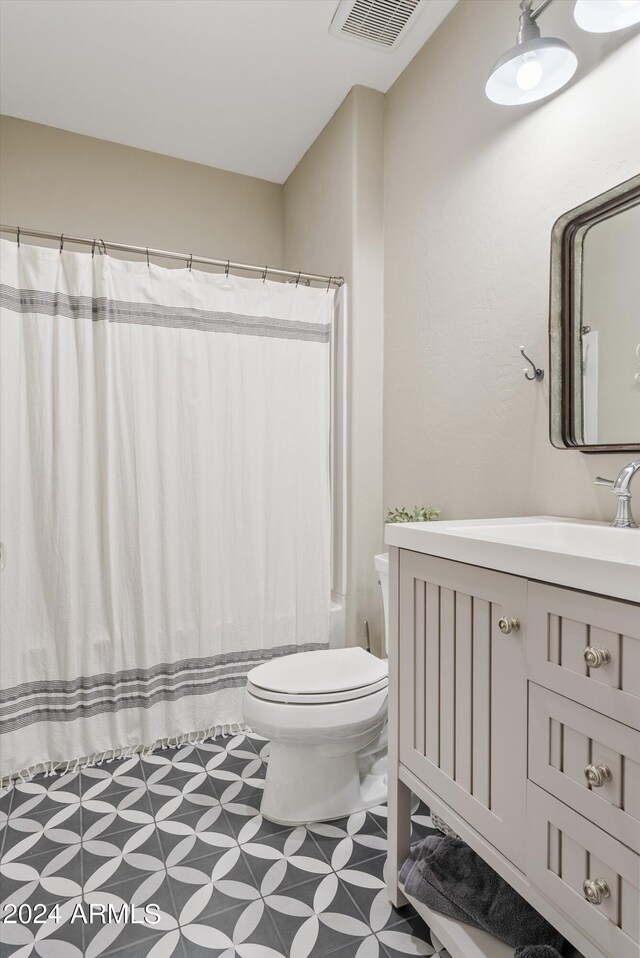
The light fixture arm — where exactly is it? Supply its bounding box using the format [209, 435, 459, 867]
[528, 0, 555, 21]
[517, 0, 555, 43]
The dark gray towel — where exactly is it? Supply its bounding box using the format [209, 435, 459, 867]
[514, 947, 564, 958]
[400, 836, 564, 954]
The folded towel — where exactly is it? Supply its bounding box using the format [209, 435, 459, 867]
[514, 946, 564, 958]
[400, 836, 564, 954]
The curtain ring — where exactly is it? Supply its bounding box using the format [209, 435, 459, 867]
[146, 248, 150, 267]
[326, 276, 332, 292]
[295, 271, 301, 288]
[59, 234, 64, 253]
[91, 238, 96, 258]
[225, 259, 230, 278]
[16, 227, 20, 247]
[187, 253, 193, 271]
[262, 266, 268, 283]
[98, 239, 107, 255]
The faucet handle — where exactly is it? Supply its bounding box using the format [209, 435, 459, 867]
[595, 477, 614, 490]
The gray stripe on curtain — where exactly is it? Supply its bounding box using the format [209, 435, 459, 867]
[0, 285, 331, 342]
[0, 642, 329, 732]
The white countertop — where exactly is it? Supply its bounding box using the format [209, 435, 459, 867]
[385, 516, 640, 603]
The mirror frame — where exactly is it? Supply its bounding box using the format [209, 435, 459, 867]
[549, 174, 640, 453]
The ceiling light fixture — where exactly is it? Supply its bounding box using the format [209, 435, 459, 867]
[574, 0, 640, 32]
[486, 0, 577, 106]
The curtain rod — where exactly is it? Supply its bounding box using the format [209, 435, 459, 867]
[0, 225, 344, 288]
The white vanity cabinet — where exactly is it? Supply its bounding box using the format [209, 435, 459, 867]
[386, 524, 640, 958]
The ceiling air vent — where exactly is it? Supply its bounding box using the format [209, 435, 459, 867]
[329, 0, 423, 52]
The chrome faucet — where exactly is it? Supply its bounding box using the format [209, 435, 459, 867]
[595, 460, 640, 529]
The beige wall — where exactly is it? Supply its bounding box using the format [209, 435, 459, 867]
[384, 0, 640, 524]
[285, 86, 386, 655]
[0, 116, 283, 267]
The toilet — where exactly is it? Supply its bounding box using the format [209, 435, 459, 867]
[243, 553, 390, 825]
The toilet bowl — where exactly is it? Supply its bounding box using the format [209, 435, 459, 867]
[243, 553, 390, 825]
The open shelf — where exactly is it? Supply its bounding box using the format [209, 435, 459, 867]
[401, 883, 514, 958]
[402, 884, 586, 958]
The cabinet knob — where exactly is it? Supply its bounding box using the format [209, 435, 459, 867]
[498, 617, 520, 634]
[583, 878, 610, 905]
[583, 646, 611, 668]
[584, 764, 612, 788]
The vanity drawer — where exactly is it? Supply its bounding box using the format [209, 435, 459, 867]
[527, 582, 640, 730]
[529, 684, 640, 851]
[527, 782, 640, 958]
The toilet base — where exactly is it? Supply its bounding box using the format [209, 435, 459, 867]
[259, 741, 388, 826]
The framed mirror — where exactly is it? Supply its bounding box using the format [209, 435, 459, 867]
[550, 175, 640, 452]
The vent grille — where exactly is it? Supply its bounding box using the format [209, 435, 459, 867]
[330, 0, 423, 51]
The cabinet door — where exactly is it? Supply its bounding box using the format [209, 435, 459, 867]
[398, 550, 527, 869]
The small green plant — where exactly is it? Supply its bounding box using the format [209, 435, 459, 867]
[386, 506, 441, 524]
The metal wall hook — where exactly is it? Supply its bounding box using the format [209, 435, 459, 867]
[520, 346, 544, 382]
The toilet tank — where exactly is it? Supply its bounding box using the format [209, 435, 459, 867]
[374, 553, 389, 655]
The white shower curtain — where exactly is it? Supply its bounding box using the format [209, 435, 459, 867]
[0, 239, 333, 784]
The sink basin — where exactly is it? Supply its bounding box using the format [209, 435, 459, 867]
[385, 516, 640, 602]
[446, 518, 640, 564]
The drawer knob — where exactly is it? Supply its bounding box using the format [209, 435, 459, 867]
[583, 878, 610, 905]
[498, 617, 520, 634]
[584, 764, 612, 788]
[583, 646, 611, 668]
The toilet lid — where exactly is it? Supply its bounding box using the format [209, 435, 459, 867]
[247, 647, 388, 698]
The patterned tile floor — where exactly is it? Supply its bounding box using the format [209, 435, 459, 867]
[0, 733, 449, 958]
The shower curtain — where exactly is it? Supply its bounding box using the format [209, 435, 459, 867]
[0, 239, 333, 784]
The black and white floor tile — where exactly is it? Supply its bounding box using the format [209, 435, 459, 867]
[0, 733, 450, 958]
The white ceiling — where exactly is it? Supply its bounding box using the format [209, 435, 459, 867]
[0, 0, 456, 183]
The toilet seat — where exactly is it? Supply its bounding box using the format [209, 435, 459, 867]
[246, 675, 388, 704]
[246, 647, 388, 705]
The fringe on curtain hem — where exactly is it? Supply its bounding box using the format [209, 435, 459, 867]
[0, 721, 250, 792]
